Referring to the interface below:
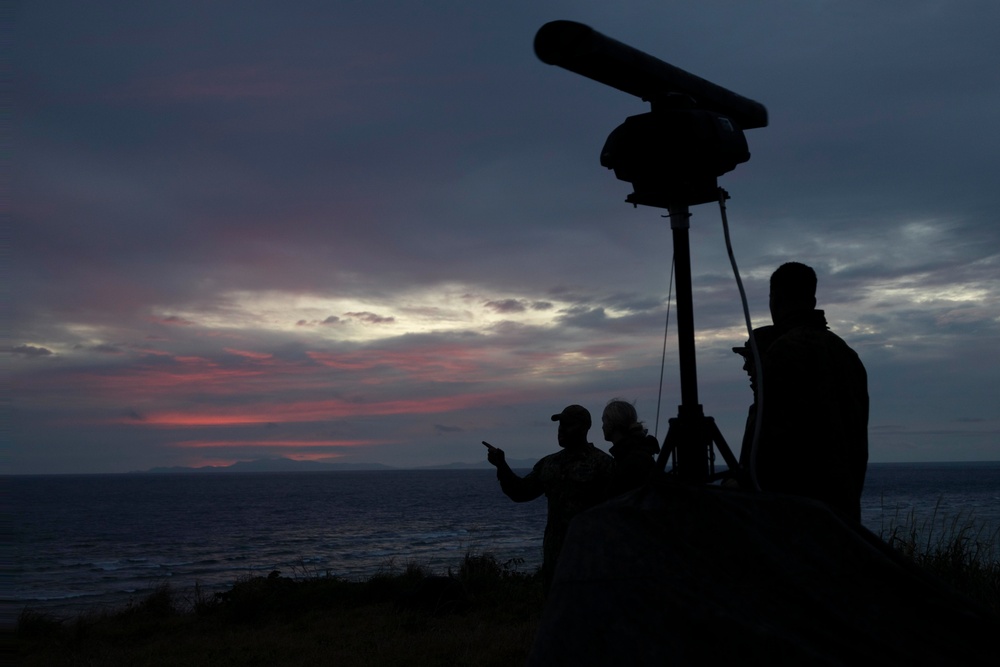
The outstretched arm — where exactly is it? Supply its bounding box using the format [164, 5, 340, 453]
[484, 441, 543, 502]
[483, 441, 511, 473]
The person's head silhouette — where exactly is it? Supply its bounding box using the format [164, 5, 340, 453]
[601, 399, 642, 444]
[769, 262, 817, 326]
[551, 405, 591, 448]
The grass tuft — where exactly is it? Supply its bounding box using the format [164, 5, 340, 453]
[881, 503, 1000, 615]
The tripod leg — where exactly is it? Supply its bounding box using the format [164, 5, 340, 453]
[707, 418, 751, 487]
[708, 418, 740, 471]
[655, 414, 749, 486]
[655, 412, 710, 483]
[655, 418, 679, 472]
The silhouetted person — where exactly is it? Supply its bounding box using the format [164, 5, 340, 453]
[484, 405, 613, 592]
[754, 262, 869, 521]
[732, 325, 780, 476]
[601, 398, 660, 497]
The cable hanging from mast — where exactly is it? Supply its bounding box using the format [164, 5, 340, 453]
[653, 257, 674, 439]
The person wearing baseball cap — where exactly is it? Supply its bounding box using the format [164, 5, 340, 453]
[483, 404, 613, 593]
[551, 404, 591, 437]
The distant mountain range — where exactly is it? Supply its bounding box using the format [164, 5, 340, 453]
[138, 457, 538, 474]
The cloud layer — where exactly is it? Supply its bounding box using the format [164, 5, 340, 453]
[10, 1, 999, 472]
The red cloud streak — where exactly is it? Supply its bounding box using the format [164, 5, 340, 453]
[125, 391, 513, 427]
[175, 439, 385, 448]
[224, 348, 275, 360]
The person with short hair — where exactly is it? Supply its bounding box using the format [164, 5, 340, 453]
[601, 398, 660, 497]
[754, 262, 869, 521]
[485, 405, 614, 591]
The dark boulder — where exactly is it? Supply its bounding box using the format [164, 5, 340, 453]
[529, 477, 997, 666]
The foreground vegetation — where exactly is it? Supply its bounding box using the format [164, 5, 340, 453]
[880, 506, 1000, 616]
[16, 554, 543, 667]
[15, 514, 1000, 667]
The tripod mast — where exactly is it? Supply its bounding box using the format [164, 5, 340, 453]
[669, 205, 699, 409]
[656, 199, 742, 484]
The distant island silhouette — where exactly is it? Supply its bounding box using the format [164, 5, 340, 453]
[137, 456, 539, 474]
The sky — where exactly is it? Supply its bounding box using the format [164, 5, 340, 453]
[9, 1, 1000, 474]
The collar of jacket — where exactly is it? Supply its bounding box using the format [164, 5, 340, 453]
[775, 309, 829, 337]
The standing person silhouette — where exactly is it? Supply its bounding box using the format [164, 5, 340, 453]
[483, 405, 613, 592]
[755, 262, 869, 521]
[601, 399, 660, 497]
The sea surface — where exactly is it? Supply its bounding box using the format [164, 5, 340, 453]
[6, 462, 1000, 623]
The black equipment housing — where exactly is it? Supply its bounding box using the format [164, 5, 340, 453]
[600, 108, 750, 208]
[534, 20, 766, 210]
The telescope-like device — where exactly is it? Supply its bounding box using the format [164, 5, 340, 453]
[534, 20, 767, 208]
[534, 21, 768, 485]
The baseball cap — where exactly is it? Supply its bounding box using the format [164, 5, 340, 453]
[551, 404, 592, 428]
[732, 325, 779, 356]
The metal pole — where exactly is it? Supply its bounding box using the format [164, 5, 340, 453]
[669, 204, 699, 409]
[666, 204, 710, 482]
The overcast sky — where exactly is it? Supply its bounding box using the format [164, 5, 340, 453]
[10, 1, 999, 474]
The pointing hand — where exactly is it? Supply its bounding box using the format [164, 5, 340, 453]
[482, 441, 505, 467]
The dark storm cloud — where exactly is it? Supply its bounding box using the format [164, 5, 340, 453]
[484, 299, 528, 313]
[345, 312, 395, 324]
[605, 293, 667, 314]
[9, 345, 54, 358]
[556, 306, 609, 329]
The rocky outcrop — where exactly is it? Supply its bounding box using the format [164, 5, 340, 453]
[529, 477, 997, 666]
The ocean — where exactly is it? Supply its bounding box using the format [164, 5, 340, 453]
[6, 462, 1000, 623]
